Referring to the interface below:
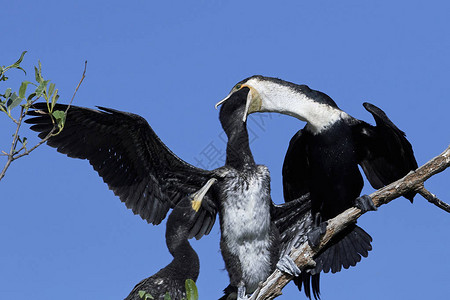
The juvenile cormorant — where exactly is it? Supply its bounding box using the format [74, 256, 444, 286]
[125, 196, 200, 300]
[219, 75, 418, 299]
[215, 87, 316, 300]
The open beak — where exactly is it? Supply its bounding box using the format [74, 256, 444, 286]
[215, 86, 262, 122]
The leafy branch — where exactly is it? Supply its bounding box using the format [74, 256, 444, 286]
[250, 145, 450, 300]
[0, 52, 87, 181]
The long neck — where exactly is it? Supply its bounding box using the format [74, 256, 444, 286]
[165, 226, 200, 281]
[259, 83, 348, 133]
[167, 239, 200, 281]
[225, 120, 255, 170]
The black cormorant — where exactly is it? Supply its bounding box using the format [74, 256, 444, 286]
[219, 75, 418, 299]
[125, 196, 199, 300]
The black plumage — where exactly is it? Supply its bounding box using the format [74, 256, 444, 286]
[25, 103, 216, 239]
[220, 76, 418, 299]
[125, 197, 200, 300]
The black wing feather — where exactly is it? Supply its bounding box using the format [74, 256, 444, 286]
[354, 102, 418, 201]
[26, 103, 216, 232]
[282, 129, 310, 202]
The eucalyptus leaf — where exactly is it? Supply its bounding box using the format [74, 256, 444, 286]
[185, 279, 198, 300]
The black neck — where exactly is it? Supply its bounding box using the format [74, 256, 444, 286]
[165, 221, 199, 281]
[165, 239, 199, 281]
[225, 121, 255, 170]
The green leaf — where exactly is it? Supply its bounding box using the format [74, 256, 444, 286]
[48, 83, 55, 99]
[52, 110, 66, 129]
[51, 88, 59, 111]
[35, 80, 50, 98]
[185, 279, 198, 300]
[7, 92, 22, 110]
[138, 291, 146, 298]
[164, 292, 171, 300]
[10, 51, 27, 69]
[34, 63, 44, 84]
[27, 92, 36, 101]
[19, 81, 31, 99]
[4, 88, 12, 99]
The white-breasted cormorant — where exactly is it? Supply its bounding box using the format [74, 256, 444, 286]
[124, 196, 199, 300]
[219, 75, 418, 299]
[215, 88, 316, 300]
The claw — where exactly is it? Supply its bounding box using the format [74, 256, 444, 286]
[237, 285, 249, 300]
[355, 194, 377, 213]
[191, 178, 217, 212]
[277, 255, 301, 277]
[307, 221, 327, 248]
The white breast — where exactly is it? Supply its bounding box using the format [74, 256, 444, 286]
[220, 166, 273, 292]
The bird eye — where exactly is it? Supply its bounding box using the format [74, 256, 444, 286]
[235, 84, 242, 90]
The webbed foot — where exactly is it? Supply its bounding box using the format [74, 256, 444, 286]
[277, 254, 301, 277]
[237, 285, 249, 300]
[355, 194, 377, 213]
[307, 221, 327, 248]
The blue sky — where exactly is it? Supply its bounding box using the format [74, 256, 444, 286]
[1, 1, 449, 299]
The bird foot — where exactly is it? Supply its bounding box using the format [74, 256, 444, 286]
[354, 194, 377, 213]
[307, 221, 327, 248]
[191, 178, 217, 212]
[237, 285, 249, 300]
[277, 254, 301, 277]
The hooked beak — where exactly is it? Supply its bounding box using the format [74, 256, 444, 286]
[215, 85, 262, 122]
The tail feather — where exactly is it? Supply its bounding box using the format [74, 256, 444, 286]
[313, 224, 372, 274]
[293, 273, 321, 300]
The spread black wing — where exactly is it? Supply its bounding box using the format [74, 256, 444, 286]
[25, 103, 217, 238]
[353, 102, 418, 201]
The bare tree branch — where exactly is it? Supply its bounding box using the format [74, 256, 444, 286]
[251, 145, 450, 300]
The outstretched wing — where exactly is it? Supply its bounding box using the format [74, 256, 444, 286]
[353, 102, 418, 201]
[25, 103, 216, 237]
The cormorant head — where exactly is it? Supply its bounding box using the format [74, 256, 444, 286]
[216, 75, 344, 133]
[217, 86, 251, 133]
